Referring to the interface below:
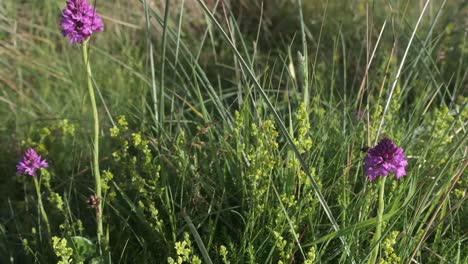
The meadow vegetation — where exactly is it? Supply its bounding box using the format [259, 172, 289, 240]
[0, 0, 467, 263]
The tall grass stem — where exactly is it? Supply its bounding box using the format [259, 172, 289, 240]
[296, 0, 309, 108]
[159, 0, 171, 130]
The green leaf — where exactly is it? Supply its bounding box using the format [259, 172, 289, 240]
[89, 256, 106, 264]
[70, 236, 95, 261]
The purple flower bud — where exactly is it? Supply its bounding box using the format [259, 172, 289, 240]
[364, 138, 408, 181]
[87, 194, 100, 216]
[16, 148, 49, 177]
[438, 50, 446, 61]
[60, 0, 103, 43]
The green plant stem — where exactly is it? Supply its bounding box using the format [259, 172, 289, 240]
[33, 176, 51, 238]
[369, 176, 386, 264]
[82, 41, 103, 249]
[296, 0, 309, 108]
[159, 0, 170, 129]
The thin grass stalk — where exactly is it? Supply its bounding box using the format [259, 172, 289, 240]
[270, 177, 306, 259]
[296, 0, 309, 108]
[356, 20, 387, 112]
[159, 0, 171, 129]
[82, 40, 103, 250]
[143, 0, 159, 125]
[174, 0, 185, 68]
[182, 209, 214, 264]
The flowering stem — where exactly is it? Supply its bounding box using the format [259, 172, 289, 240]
[369, 176, 386, 264]
[82, 40, 104, 249]
[33, 176, 51, 238]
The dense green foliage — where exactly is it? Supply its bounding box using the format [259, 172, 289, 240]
[0, 0, 466, 263]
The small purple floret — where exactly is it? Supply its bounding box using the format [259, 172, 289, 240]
[16, 148, 49, 177]
[364, 138, 408, 181]
[60, 0, 103, 43]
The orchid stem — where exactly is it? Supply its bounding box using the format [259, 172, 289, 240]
[82, 40, 104, 251]
[33, 176, 51, 238]
[369, 176, 386, 263]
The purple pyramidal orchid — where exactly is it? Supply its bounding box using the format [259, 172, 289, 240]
[60, 0, 103, 43]
[16, 148, 49, 177]
[364, 138, 408, 181]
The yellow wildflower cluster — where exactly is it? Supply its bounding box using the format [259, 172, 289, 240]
[167, 233, 202, 264]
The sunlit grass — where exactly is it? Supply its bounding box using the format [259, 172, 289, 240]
[0, 0, 466, 263]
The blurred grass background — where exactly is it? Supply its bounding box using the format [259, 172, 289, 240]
[0, 0, 467, 263]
